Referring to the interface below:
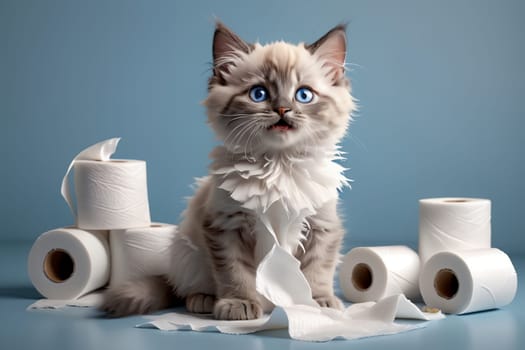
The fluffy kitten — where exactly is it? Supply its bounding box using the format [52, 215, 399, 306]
[101, 22, 356, 320]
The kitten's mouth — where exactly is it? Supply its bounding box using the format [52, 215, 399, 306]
[268, 118, 294, 132]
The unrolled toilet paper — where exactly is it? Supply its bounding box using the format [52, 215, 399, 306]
[339, 246, 421, 303]
[139, 244, 443, 341]
[419, 198, 491, 263]
[27, 228, 110, 300]
[109, 224, 177, 286]
[27, 292, 104, 309]
[419, 248, 517, 314]
[61, 138, 151, 230]
[61, 138, 120, 216]
[139, 293, 442, 341]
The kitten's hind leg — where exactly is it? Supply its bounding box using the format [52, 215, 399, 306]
[100, 275, 176, 317]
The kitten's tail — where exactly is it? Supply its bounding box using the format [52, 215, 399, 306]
[100, 275, 176, 317]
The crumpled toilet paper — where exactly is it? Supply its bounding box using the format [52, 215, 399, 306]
[139, 293, 441, 341]
[138, 244, 443, 342]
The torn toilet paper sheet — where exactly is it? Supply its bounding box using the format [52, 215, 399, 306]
[138, 294, 442, 341]
[139, 246, 443, 342]
[27, 292, 103, 310]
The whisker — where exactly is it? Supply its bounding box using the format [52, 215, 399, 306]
[224, 122, 259, 150]
[225, 124, 251, 148]
[220, 113, 253, 118]
[223, 120, 253, 144]
[243, 123, 263, 158]
[226, 115, 254, 126]
[226, 119, 260, 150]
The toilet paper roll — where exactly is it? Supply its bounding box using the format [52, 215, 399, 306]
[27, 228, 110, 299]
[419, 198, 491, 263]
[339, 246, 421, 303]
[61, 138, 151, 230]
[109, 223, 177, 286]
[74, 159, 151, 229]
[419, 248, 517, 314]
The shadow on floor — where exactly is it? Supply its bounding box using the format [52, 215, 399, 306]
[256, 328, 291, 339]
[0, 285, 40, 299]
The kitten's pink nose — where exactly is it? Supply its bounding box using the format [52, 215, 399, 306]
[275, 107, 291, 117]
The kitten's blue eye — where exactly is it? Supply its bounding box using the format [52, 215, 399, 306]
[295, 87, 314, 103]
[249, 86, 269, 102]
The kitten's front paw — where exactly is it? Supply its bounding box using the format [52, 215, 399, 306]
[214, 298, 262, 320]
[314, 295, 344, 310]
[186, 293, 216, 313]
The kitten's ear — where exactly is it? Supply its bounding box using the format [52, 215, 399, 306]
[306, 25, 347, 83]
[213, 22, 252, 78]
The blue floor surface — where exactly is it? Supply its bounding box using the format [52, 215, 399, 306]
[1, 242, 523, 350]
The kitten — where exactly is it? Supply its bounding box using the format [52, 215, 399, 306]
[101, 22, 356, 320]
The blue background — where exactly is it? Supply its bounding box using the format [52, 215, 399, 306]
[2, 0, 524, 255]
